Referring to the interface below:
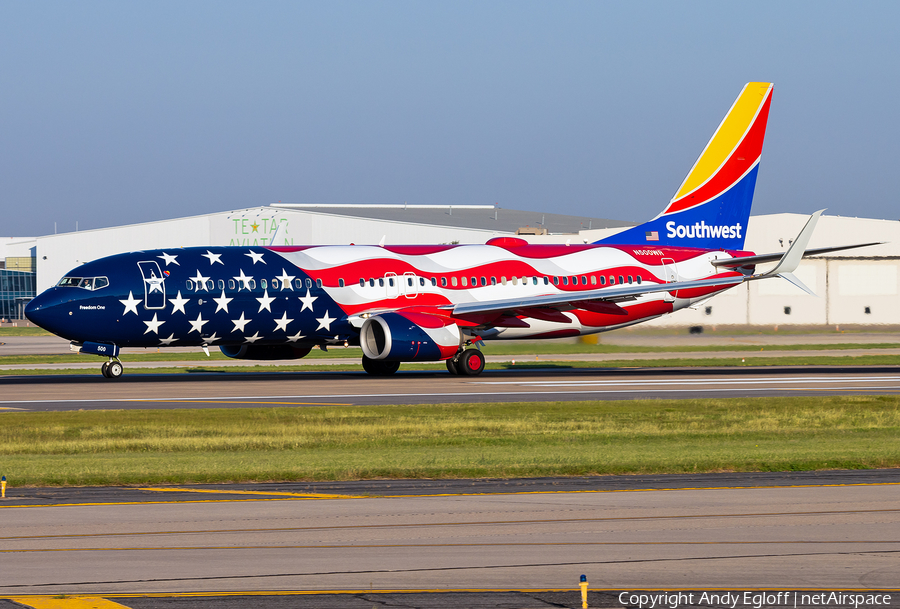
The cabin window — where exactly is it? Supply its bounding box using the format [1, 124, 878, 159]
[294, 279, 302, 289]
[490, 277, 497, 286]
[504, 276, 509, 286]
[94, 277, 109, 289]
[552, 276, 559, 285]
[272, 278, 280, 289]
[407, 277, 413, 287]
[562, 276, 568, 286]
[369, 278, 375, 287]
[206, 280, 214, 291]
[316, 278, 322, 288]
[451, 276, 458, 287]
[627, 275, 633, 284]
[359, 278, 365, 287]
[636, 276, 642, 285]
[618, 275, 624, 285]
[378, 278, 384, 287]
[420, 277, 426, 287]
[388, 277, 394, 287]
[542, 277, 548, 285]
[218, 279, 225, 290]
[228, 279, 236, 290]
[186, 279, 195, 291]
[440, 277, 447, 287]
[260, 279, 267, 290]
[590, 275, 597, 285]
[472, 276, 478, 287]
[338, 278, 345, 287]
[248, 279, 256, 290]
[461, 277, 467, 286]
[599, 276, 606, 286]
[431, 277, 436, 286]
[581, 276, 587, 285]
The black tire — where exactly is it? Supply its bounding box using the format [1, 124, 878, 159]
[446, 357, 459, 375]
[101, 362, 110, 378]
[107, 361, 124, 379]
[459, 349, 485, 376]
[362, 356, 400, 376]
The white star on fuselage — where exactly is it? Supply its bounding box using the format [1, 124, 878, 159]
[204, 332, 219, 344]
[244, 331, 262, 343]
[231, 312, 251, 333]
[213, 290, 233, 313]
[298, 289, 317, 312]
[143, 313, 165, 335]
[120, 291, 141, 316]
[158, 252, 179, 266]
[202, 250, 223, 265]
[286, 331, 305, 342]
[145, 275, 165, 294]
[315, 310, 335, 332]
[188, 313, 208, 334]
[159, 333, 178, 346]
[234, 269, 253, 291]
[245, 250, 266, 264]
[168, 291, 189, 315]
[275, 269, 295, 290]
[256, 289, 275, 313]
[190, 270, 211, 291]
[273, 311, 293, 332]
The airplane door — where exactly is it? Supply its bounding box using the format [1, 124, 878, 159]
[402, 272, 418, 299]
[661, 258, 679, 283]
[384, 272, 400, 299]
[137, 261, 166, 310]
[661, 258, 678, 303]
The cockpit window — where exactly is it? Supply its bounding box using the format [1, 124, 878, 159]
[58, 276, 109, 290]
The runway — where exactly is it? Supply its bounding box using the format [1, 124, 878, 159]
[1, 472, 898, 599]
[2, 366, 900, 411]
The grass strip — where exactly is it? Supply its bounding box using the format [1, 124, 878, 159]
[1, 396, 899, 486]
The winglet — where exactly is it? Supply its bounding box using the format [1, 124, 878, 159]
[765, 209, 825, 276]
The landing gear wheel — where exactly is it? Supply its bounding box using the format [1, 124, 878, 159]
[101, 362, 110, 378]
[362, 356, 400, 376]
[106, 360, 124, 379]
[446, 357, 459, 375]
[459, 349, 485, 376]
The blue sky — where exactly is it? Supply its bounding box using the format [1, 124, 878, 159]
[2, 1, 898, 236]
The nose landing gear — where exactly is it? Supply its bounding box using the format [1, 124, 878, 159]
[101, 358, 124, 379]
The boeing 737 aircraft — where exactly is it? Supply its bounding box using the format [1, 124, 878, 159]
[25, 83, 874, 378]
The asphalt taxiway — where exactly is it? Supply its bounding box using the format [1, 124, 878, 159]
[1, 471, 898, 603]
[2, 366, 900, 411]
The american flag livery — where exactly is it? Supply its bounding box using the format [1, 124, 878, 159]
[27, 82, 860, 378]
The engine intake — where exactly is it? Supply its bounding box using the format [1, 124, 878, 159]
[361, 312, 461, 361]
[219, 344, 312, 360]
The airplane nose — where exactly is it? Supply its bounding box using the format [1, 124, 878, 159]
[24, 289, 63, 332]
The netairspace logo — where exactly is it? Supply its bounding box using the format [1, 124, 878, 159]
[666, 220, 743, 240]
[617, 591, 893, 609]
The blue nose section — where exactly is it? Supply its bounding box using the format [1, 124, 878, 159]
[24, 288, 70, 336]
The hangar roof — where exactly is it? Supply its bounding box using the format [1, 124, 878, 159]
[269, 204, 632, 235]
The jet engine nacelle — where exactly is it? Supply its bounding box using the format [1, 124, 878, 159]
[219, 344, 312, 360]
[360, 312, 462, 361]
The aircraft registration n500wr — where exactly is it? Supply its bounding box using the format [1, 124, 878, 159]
[25, 83, 875, 378]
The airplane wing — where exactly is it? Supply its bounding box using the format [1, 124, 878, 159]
[711, 243, 881, 269]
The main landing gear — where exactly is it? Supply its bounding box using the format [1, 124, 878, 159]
[101, 358, 124, 379]
[446, 348, 485, 376]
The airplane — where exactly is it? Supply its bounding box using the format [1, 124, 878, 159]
[24, 82, 876, 379]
